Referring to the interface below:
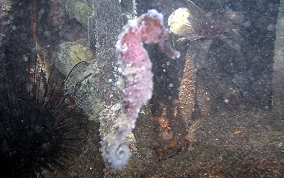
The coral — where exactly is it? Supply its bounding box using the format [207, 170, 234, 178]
[101, 9, 180, 171]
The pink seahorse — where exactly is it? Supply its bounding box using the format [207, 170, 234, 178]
[102, 9, 180, 171]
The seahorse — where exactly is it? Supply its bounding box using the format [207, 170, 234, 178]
[102, 9, 180, 171]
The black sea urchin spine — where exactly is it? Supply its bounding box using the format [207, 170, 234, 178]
[0, 1, 88, 177]
[0, 45, 88, 178]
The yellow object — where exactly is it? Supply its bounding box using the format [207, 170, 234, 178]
[69, 43, 93, 64]
[168, 8, 193, 36]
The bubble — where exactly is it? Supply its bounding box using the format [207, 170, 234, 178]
[12, 25, 16, 30]
[42, 143, 51, 151]
[22, 55, 28, 61]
